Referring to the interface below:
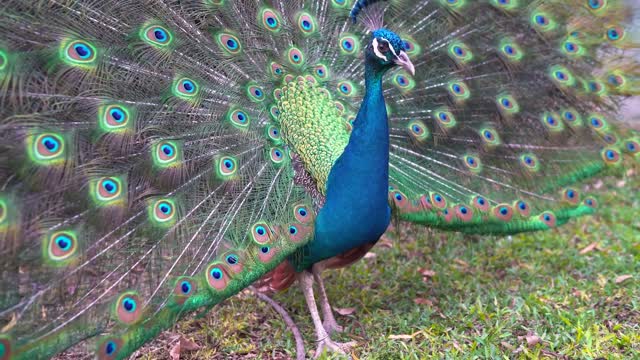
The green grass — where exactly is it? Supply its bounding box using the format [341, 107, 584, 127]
[139, 171, 640, 359]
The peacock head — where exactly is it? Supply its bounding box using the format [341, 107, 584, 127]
[366, 28, 415, 76]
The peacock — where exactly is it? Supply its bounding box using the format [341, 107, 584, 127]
[0, 0, 638, 358]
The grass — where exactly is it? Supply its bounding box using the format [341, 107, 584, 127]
[138, 170, 640, 359]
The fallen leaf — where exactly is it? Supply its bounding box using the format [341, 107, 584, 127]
[378, 237, 393, 248]
[615, 275, 633, 284]
[413, 298, 433, 306]
[169, 342, 181, 360]
[500, 341, 515, 351]
[418, 268, 436, 277]
[452, 340, 462, 352]
[579, 242, 599, 255]
[334, 307, 356, 316]
[169, 336, 201, 360]
[180, 337, 200, 351]
[453, 259, 469, 267]
[523, 334, 541, 346]
[593, 180, 604, 189]
[363, 252, 377, 259]
[388, 334, 413, 340]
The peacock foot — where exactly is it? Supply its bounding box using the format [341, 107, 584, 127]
[314, 338, 357, 359]
[322, 318, 344, 334]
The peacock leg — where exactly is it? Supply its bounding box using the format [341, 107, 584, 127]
[296, 271, 356, 359]
[312, 263, 344, 334]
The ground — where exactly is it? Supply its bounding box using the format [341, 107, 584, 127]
[135, 169, 639, 359]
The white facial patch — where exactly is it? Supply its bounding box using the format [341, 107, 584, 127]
[372, 38, 386, 61]
[372, 37, 398, 62]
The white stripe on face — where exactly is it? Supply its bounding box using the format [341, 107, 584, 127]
[372, 38, 387, 61]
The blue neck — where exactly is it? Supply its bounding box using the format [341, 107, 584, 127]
[300, 61, 392, 269]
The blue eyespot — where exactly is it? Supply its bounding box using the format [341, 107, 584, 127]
[460, 206, 468, 214]
[226, 254, 238, 265]
[110, 109, 125, 122]
[546, 115, 556, 126]
[289, 225, 298, 235]
[500, 207, 508, 215]
[478, 197, 485, 205]
[182, 80, 195, 93]
[159, 203, 171, 214]
[223, 160, 234, 169]
[154, 29, 167, 41]
[226, 39, 238, 49]
[394, 193, 403, 201]
[505, 45, 514, 54]
[42, 136, 59, 151]
[256, 226, 265, 235]
[342, 40, 352, 50]
[535, 15, 547, 25]
[103, 180, 117, 193]
[122, 297, 136, 312]
[74, 44, 91, 59]
[606, 150, 616, 160]
[180, 281, 191, 294]
[261, 246, 270, 254]
[161, 144, 174, 156]
[105, 341, 117, 355]
[55, 235, 72, 251]
[564, 111, 574, 121]
[211, 268, 223, 280]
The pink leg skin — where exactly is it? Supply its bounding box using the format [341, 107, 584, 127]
[312, 263, 344, 335]
[296, 271, 356, 359]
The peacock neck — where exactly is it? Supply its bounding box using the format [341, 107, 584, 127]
[298, 61, 392, 270]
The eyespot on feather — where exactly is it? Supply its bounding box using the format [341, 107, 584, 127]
[539, 211, 557, 228]
[97, 337, 123, 360]
[493, 204, 514, 221]
[114, 292, 143, 324]
[206, 263, 231, 291]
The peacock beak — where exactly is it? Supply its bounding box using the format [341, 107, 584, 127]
[394, 51, 415, 76]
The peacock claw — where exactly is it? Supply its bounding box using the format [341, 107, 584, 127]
[314, 338, 357, 359]
[322, 319, 344, 334]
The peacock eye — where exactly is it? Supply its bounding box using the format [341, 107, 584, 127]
[377, 40, 390, 53]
